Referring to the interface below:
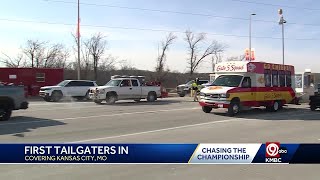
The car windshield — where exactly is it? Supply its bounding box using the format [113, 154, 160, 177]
[211, 75, 243, 87]
[57, 80, 69, 86]
[105, 80, 122, 86]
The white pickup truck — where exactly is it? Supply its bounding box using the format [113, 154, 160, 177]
[89, 78, 161, 104]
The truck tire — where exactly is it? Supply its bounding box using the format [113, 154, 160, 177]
[0, 103, 12, 121]
[179, 93, 185, 97]
[267, 101, 280, 112]
[94, 100, 103, 104]
[202, 106, 212, 113]
[311, 104, 317, 111]
[147, 92, 157, 102]
[106, 93, 117, 105]
[51, 91, 63, 102]
[227, 101, 240, 117]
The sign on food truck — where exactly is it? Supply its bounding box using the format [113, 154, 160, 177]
[215, 61, 294, 74]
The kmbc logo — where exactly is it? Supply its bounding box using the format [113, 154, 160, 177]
[265, 142, 288, 163]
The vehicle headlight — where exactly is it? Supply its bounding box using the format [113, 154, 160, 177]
[220, 93, 230, 98]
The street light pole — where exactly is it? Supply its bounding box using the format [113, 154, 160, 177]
[77, 0, 81, 80]
[278, 9, 286, 65]
[249, 13, 256, 62]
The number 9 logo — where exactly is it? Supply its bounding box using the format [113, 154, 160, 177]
[266, 143, 279, 157]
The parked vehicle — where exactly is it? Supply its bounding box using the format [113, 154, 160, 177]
[176, 79, 209, 97]
[309, 94, 320, 111]
[39, 80, 98, 102]
[0, 85, 28, 121]
[199, 61, 297, 116]
[89, 77, 162, 104]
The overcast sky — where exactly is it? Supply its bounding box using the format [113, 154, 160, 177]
[0, 0, 319, 73]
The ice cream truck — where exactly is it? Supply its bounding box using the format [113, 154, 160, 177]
[199, 61, 296, 116]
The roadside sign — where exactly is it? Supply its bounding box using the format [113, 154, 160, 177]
[245, 48, 255, 61]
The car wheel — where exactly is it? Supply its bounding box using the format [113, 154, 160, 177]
[106, 94, 117, 105]
[94, 100, 103, 104]
[51, 91, 63, 102]
[83, 91, 90, 101]
[227, 101, 240, 116]
[0, 104, 12, 121]
[75, 97, 84, 101]
[43, 97, 51, 102]
[179, 93, 185, 97]
[147, 92, 157, 102]
[202, 106, 212, 113]
[311, 104, 317, 111]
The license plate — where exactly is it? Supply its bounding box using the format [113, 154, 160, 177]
[218, 104, 223, 108]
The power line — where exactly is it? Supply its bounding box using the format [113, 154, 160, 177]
[41, 0, 320, 27]
[0, 18, 318, 41]
[230, 0, 320, 11]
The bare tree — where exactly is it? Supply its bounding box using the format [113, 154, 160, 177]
[0, 53, 24, 67]
[119, 60, 136, 71]
[51, 47, 71, 69]
[99, 55, 116, 71]
[84, 33, 107, 80]
[211, 53, 223, 72]
[155, 33, 177, 81]
[43, 44, 69, 68]
[71, 33, 91, 77]
[184, 30, 226, 75]
[23, 40, 46, 68]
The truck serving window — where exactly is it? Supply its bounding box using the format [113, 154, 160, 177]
[212, 75, 243, 87]
[286, 71, 292, 87]
[272, 70, 279, 87]
[279, 71, 286, 87]
[264, 70, 271, 87]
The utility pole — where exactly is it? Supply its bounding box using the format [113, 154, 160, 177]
[249, 13, 256, 61]
[278, 9, 286, 65]
[77, 0, 81, 80]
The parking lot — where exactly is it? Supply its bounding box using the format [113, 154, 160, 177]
[0, 97, 320, 179]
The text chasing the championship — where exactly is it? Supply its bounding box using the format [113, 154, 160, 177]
[197, 147, 250, 160]
[197, 154, 250, 160]
[24, 145, 129, 155]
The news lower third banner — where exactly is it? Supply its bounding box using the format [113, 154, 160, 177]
[0, 143, 320, 164]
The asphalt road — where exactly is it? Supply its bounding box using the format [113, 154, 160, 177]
[0, 97, 320, 180]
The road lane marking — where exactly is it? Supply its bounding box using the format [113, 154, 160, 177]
[28, 97, 183, 106]
[0, 107, 199, 126]
[68, 119, 246, 143]
[17, 105, 123, 112]
[29, 102, 93, 106]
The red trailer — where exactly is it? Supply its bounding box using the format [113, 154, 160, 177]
[0, 68, 64, 96]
